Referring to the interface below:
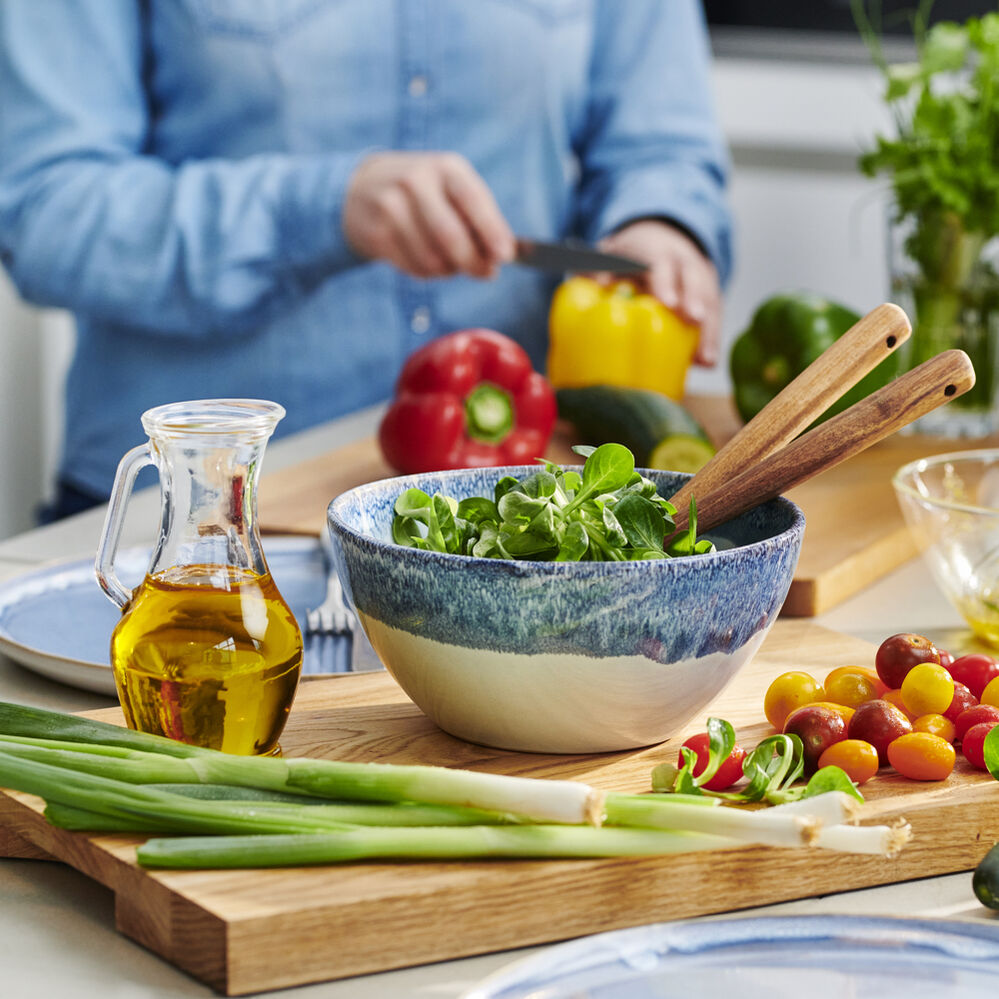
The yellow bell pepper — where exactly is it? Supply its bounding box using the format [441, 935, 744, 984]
[546, 276, 699, 401]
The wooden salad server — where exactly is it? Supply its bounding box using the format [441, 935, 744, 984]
[669, 302, 911, 517]
[672, 347, 976, 536]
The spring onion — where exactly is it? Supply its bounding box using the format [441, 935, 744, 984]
[135, 826, 738, 869]
[0, 707, 601, 825]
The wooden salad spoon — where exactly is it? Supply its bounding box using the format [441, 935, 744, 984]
[670, 343, 976, 537]
[669, 302, 911, 517]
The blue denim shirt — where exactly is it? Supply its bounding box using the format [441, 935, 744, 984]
[0, 0, 731, 497]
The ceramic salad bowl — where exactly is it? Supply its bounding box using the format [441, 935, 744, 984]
[327, 466, 804, 754]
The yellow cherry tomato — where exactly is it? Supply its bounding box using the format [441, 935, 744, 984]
[981, 676, 999, 709]
[886, 732, 956, 781]
[764, 671, 824, 730]
[901, 663, 955, 717]
[824, 666, 886, 707]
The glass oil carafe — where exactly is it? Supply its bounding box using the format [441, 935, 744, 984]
[96, 399, 302, 755]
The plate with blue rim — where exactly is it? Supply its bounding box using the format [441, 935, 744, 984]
[461, 915, 999, 999]
[0, 537, 381, 696]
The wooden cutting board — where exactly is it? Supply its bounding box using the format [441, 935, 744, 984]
[2, 619, 999, 995]
[258, 396, 998, 617]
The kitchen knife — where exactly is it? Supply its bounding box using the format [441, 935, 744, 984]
[514, 237, 648, 275]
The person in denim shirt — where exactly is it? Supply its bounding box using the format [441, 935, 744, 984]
[0, 0, 732, 520]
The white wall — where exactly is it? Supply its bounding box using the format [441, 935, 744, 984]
[0, 51, 896, 540]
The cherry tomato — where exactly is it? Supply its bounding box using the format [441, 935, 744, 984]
[887, 732, 956, 781]
[824, 666, 885, 708]
[954, 704, 999, 742]
[783, 703, 848, 772]
[948, 654, 999, 699]
[848, 699, 913, 764]
[900, 663, 955, 717]
[764, 671, 824, 730]
[939, 649, 955, 670]
[981, 676, 999, 709]
[678, 732, 746, 791]
[944, 682, 978, 723]
[912, 713, 957, 743]
[882, 688, 917, 720]
[817, 739, 879, 785]
[961, 722, 998, 771]
[875, 633, 941, 690]
[808, 701, 856, 726]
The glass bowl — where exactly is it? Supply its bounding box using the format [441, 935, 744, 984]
[893, 449, 999, 646]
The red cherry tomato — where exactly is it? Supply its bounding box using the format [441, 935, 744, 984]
[944, 682, 978, 722]
[874, 633, 941, 690]
[783, 704, 849, 772]
[848, 699, 912, 764]
[679, 732, 746, 791]
[961, 722, 998, 771]
[939, 649, 955, 671]
[948, 654, 999, 699]
[954, 704, 999, 742]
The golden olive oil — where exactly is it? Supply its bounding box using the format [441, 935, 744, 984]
[111, 564, 302, 755]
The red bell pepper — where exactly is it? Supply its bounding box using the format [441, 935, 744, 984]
[378, 328, 557, 474]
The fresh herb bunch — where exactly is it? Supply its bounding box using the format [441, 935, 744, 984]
[390, 442, 714, 562]
[854, 1, 999, 290]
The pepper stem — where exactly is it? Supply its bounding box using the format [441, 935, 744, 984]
[464, 383, 514, 444]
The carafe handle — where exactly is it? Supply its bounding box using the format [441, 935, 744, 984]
[95, 443, 154, 609]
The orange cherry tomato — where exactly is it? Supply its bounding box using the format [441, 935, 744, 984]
[882, 688, 917, 720]
[900, 663, 955, 717]
[886, 732, 956, 781]
[808, 701, 855, 726]
[912, 713, 957, 743]
[824, 666, 887, 707]
[817, 739, 879, 785]
[764, 671, 824, 730]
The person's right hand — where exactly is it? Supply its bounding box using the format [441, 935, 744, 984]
[344, 152, 516, 279]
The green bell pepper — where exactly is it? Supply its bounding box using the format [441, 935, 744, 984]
[729, 292, 899, 425]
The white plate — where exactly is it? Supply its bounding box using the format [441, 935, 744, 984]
[462, 915, 999, 999]
[0, 537, 369, 695]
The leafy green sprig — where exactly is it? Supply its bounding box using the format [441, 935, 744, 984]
[390, 443, 714, 562]
[853, 2, 999, 284]
[651, 717, 863, 806]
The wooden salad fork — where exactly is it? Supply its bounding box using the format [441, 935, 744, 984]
[668, 303, 976, 536]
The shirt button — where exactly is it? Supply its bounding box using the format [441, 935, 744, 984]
[410, 306, 431, 335]
[408, 75, 428, 98]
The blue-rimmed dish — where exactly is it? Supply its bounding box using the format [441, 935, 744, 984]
[460, 915, 999, 998]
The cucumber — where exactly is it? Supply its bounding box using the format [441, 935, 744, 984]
[973, 841, 999, 909]
[556, 386, 715, 472]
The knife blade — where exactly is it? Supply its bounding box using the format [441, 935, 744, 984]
[514, 237, 648, 275]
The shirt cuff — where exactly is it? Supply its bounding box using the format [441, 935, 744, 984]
[277, 149, 371, 274]
[582, 167, 734, 287]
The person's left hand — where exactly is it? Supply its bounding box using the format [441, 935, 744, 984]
[598, 220, 722, 366]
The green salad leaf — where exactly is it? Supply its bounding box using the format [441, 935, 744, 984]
[651, 716, 864, 806]
[390, 443, 714, 562]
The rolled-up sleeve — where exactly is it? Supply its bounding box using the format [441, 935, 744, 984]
[573, 0, 733, 284]
[0, 0, 364, 338]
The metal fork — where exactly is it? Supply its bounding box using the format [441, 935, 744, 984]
[306, 531, 357, 638]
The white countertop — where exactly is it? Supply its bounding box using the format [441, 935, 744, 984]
[0, 409, 997, 998]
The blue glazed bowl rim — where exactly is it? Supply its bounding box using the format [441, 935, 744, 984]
[327, 465, 806, 575]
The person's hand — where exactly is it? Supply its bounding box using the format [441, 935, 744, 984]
[344, 152, 516, 279]
[598, 220, 722, 366]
